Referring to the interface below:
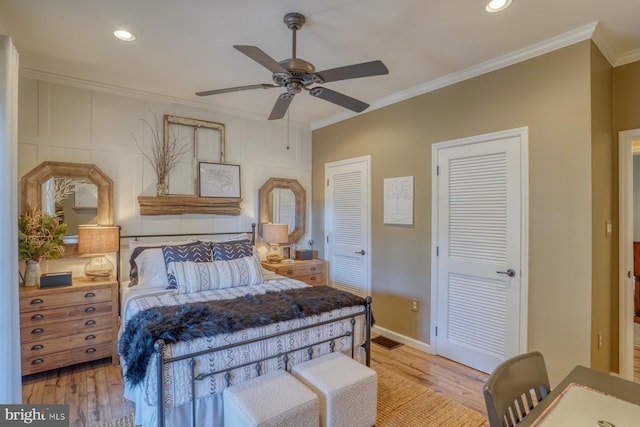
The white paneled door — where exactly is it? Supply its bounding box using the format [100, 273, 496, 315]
[325, 156, 371, 296]
[432, 128, 528, 374]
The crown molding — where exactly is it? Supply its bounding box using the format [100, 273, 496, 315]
[313, 22, 599, 130]
[616, 48, 640, 67]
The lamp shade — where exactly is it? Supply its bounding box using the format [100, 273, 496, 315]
[262, 223, 289, 244]
[77, 225, 119, 255]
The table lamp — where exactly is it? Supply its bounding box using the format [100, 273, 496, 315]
[77, 225, 119, 280]
[262, 223, 289, 263]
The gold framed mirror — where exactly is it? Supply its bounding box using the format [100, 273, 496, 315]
[21, 161, 114, 226]
[259, 178, 305, 244]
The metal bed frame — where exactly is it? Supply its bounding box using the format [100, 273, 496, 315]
[154, 298, 372, 427]
[116, 225, 373, 427]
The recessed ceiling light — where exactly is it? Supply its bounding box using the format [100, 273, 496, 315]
[114, 29, 136, 42]
[486, 0, 512, 12]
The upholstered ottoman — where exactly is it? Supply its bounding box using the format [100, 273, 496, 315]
[291, 352, 377, 427]
[223, 369, 319, 427]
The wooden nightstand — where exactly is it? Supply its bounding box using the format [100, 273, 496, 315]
[261, 259, 327, 286]
[19, 277, 118, 375]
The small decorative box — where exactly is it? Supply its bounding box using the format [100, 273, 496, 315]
[40, 271, 72, 288]
[295, 250, 313, 260]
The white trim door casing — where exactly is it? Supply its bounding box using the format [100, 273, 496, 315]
[618, 128, 640, 381]
[324, 156, 371, 296]
[431, 127, 529, 373]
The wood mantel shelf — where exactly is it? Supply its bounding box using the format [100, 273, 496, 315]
[138, 195, 242, 215]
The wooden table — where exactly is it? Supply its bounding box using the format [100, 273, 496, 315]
[519, 365, 640, 426]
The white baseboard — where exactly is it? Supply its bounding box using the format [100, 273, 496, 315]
[372, 325, 432, 354]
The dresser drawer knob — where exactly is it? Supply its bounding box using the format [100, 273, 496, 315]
[30, 344, 44, 351]
[310, 276, 317, 281]
[85, 348, 96, 354]
[85, 335, 96, 341]
[85, 320, 96, 326]
[30, 314, 44, 321]
[84, 292, 96, 298]
[31, 358, 44, 365]
[30, 298, 43, 305]
[31, 328, 44, 335]
[85, 306, 96, 313]
[311, 267, 316, 271]
[287, 269, 293, 274]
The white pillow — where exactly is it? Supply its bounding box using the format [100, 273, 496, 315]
[128, 239, 192, 288]
[168, 255, 264, 294]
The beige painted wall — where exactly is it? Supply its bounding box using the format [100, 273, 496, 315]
[589, 43, 614, 372]
[313, 41, 600, 383]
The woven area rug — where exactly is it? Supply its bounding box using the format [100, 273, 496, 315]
[372, 360, 486, 427]
[94, 362, 486, 427]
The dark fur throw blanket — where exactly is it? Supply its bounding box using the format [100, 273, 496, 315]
[119, 286, 366, 385]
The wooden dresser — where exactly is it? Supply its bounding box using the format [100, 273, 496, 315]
[19, 278, 118, 375]
[261, 259, 327, 286]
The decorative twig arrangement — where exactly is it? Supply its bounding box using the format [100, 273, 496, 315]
[137, 113, 190, 196]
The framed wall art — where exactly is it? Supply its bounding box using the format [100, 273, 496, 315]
[384, 176, 413, 225]
[198, 162, 241, 198]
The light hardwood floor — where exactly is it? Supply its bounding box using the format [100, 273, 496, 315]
[22, 341, 490, 427]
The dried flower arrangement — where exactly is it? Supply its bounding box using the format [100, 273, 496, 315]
[137, 113, 190, 196]
[18, 206, 67, 262]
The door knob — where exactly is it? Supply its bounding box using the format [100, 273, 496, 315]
[355, 250, 366, 255]
[497, 269, 516, 277]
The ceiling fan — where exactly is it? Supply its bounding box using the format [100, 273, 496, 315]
[196, 12, 389, 120]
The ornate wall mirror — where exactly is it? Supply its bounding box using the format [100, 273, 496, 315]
[259, 178, 305, 244]
[21, 161, 114, 234]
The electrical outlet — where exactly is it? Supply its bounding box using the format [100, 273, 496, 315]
[411, 298, 418, 312]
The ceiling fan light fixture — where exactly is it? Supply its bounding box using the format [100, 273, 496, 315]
[486, 0, 512, 13]
[196, 12, 389, 120]
[113, 29, 136, 42]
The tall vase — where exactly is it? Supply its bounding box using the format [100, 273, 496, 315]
[24, 259, 41, 287]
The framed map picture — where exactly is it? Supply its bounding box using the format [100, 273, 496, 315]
[198, 162, 241, 198]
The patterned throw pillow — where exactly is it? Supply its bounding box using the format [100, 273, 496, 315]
[168, 255, 264, 294]
[162, 241, 213, 289]
[212, 239, 253, 261]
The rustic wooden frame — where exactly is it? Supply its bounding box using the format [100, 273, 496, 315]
[259, 178, 306, 244]
[21, 161, 114, 225]
[164, 114, 225, 195]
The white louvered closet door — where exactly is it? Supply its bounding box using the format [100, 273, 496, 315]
[325, 156, 370, 296]
[435, 135, 522, 374]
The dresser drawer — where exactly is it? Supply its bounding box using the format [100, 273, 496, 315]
[297, 273, 326, 286]
[20, 301, 113, 326]
[19, 286, 112, 312]
[22, 342, 112, 376]
[21, 328, 112, 358]
[275, 262, 324, 278]
[21, 313, 113, 343]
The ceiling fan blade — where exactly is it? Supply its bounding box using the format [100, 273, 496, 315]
[314, 60, 389, 84]
[309, 87, 369, 113]
[196, 83, 278, 97]
[268, 93, 295, 120]
[234, 45, 289, 74]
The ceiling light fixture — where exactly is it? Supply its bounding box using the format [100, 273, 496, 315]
[113, 29, 136, 42]
[486, 0, 512, 12]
